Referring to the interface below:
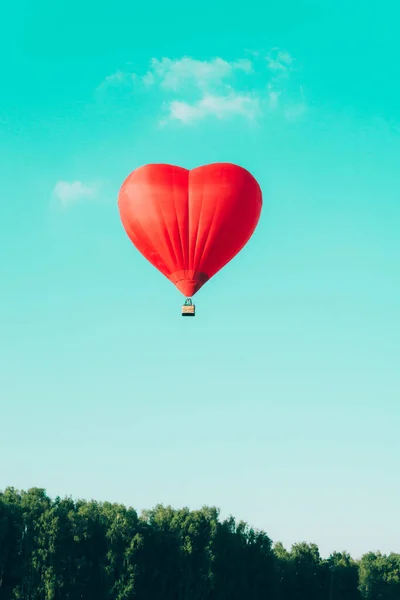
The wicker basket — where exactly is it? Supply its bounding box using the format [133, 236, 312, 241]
[182, 304, 195, 316]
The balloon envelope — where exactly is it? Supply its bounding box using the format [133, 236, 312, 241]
[118, 162, 262, 297]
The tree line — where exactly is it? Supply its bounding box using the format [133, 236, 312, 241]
[0, 487, 398, 600]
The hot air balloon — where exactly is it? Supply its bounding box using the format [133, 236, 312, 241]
[118, 163, 262, 316]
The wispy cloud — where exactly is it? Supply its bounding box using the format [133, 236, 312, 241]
[144, 57, 253, 92]
[144, 56, 257, 124]
[165, 93, 260, 124]
[52, 180, 99, 206]
[266, 48, 294, 72]
[267, 83, 281, 110]
[98, 49, 306, 125]
[264, 47, 306, 119]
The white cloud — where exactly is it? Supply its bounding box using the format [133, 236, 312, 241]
[148, 57, 258, 124]
[104, 71, 126, 84]
[142, 71, 155, 85]
[95, 70, 137, 94]
[98, 49, 306, 125]
[146, 57, 253, 92]
[266, 48, 294, 73]
[267, 83, 281, 109]
[166, 93, 260, 124]
[52, 181, 98, 206]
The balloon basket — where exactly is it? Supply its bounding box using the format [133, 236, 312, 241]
[182, 298, 195, 317]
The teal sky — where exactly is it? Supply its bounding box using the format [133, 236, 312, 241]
[1, 0, 400, 558]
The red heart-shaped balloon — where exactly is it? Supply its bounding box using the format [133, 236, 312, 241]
[118, 163, 262, 296]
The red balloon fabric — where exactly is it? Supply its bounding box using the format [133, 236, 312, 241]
[118, 163, 262, 297]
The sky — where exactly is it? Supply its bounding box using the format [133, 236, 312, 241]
[1, 0, 400, 559]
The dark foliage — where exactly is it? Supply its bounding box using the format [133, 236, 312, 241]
[0, 488, 398, 599]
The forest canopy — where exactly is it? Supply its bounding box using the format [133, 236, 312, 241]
[0, 487, 399, 600]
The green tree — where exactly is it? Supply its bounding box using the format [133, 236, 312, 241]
[0, 487, 24, 599]
[2, 486, 400, 600]
[273, 541, 295, 600]
[325, 551, 361, 600]
[359, 551, 400, 600]
[289, 542, 325, 600]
